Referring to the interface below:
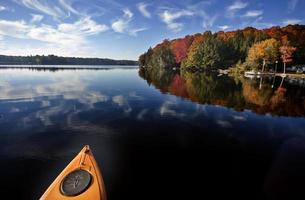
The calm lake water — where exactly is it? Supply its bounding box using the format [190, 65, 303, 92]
[1, 66, 305, 199]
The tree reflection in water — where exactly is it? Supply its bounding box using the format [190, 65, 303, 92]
[139, 66, 305, 117]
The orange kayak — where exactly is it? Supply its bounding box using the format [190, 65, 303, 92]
[40, 145, 107, 200]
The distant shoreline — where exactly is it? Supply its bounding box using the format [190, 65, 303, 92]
[0, 55, 138, 66]
[0, 65, 139, 71]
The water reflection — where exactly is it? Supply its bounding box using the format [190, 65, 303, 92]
[1, 67, 305, 199]
[0, 68, 145, 157]
[139, 67, 305, 117]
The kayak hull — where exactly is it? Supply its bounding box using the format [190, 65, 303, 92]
[40, 145, 106, 200]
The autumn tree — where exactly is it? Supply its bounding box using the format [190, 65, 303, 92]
[246, 38, 280, 71]
[138, 24, 305, 72]
[182, 32, 225, 69]
[280, 45, 297, 73]
[171, 36, 193, 65]
[182, 37, 204, 68]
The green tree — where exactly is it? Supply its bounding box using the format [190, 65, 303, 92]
[183, 32, 225, 69]
[200, 33, 225, 68]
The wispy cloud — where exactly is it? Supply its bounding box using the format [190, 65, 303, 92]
[226, 1, 248, 18]
[14, 0, 65, 18]
[129, 27, 148, 36]
[111, 8, 133, 33]
[282, 18, 302, 25]
[0, 5, 6, 11]
[201, 12, 218, 29]
[58, 17, 108, 35]
[250, 16, 275, 29]
[0, 17, 108, 55]
[123, 8, 133, 18]
[58, 0, 80, 16]
[137, 2, 151, 18]
[218, 25, 230, 30]
[159, 9, 194, 32]
[243, 10, 263, 18]
[288, 0, 299, 12]
[112, 8, 147, 36]
[14, 0, 85, 18]
[227, 1, 248, 11]
[30, 14, 43, 23]
[186, 1, 217, 30]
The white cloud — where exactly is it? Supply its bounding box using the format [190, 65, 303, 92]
[244, 10, 263, 17]
[282, 18, 302, 25]
[251, 17, 275, 29]
[58, 0, 80, 16]
[159, 10, 194, 32]
[0, 20, 29, 38]
[58, 17, 109, 35]
[137, 2, 151, 18]
[15, 0, 65, 18]
[123, 8, 133, 18]
[201, 12, 218, 29]
[112, 8, 147, 36]
[112, 9, 133, 33]
[227, 1, 248, 11]
[129, 27, 148, 36]
[112, 19, 129, 33]
[226, 1, 248, 18]
[288, 0, 299, 12]
[15, 0, 83, 18]
[218, 25, 230, 30]
[0, 17, 108, 56]
[0, 6, 6, 11]
[186, 2, 218, 30]
[30, 14, 44, 23]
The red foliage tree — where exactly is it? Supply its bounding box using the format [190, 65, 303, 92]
[171, 36, 193, 64]
[265, 26, 283, 40]
[280, 45, 297, 73]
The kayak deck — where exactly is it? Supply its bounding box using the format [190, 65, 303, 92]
[40, 145, 106, 200]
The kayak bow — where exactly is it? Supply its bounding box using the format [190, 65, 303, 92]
[40, 145, 106, 200]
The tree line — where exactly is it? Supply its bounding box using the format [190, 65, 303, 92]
[139, 25, 305, 73]
[0, 55, 137, 65]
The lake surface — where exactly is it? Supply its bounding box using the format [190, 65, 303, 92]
[1, 66, 305, 199]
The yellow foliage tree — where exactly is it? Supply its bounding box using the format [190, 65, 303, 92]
[246, 38, 280, 71]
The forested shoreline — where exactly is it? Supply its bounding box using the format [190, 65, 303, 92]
[139, 25, 305, 73]
[0, 55, 137, 65]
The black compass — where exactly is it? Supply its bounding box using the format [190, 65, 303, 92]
[60, 169, 92, 196]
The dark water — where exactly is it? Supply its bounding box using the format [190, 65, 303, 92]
[1, 67, 305, 200]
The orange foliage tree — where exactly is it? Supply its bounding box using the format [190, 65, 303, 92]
[246, 38, 280, 71]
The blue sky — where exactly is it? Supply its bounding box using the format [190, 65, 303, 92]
[0, 0, 304, 60]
